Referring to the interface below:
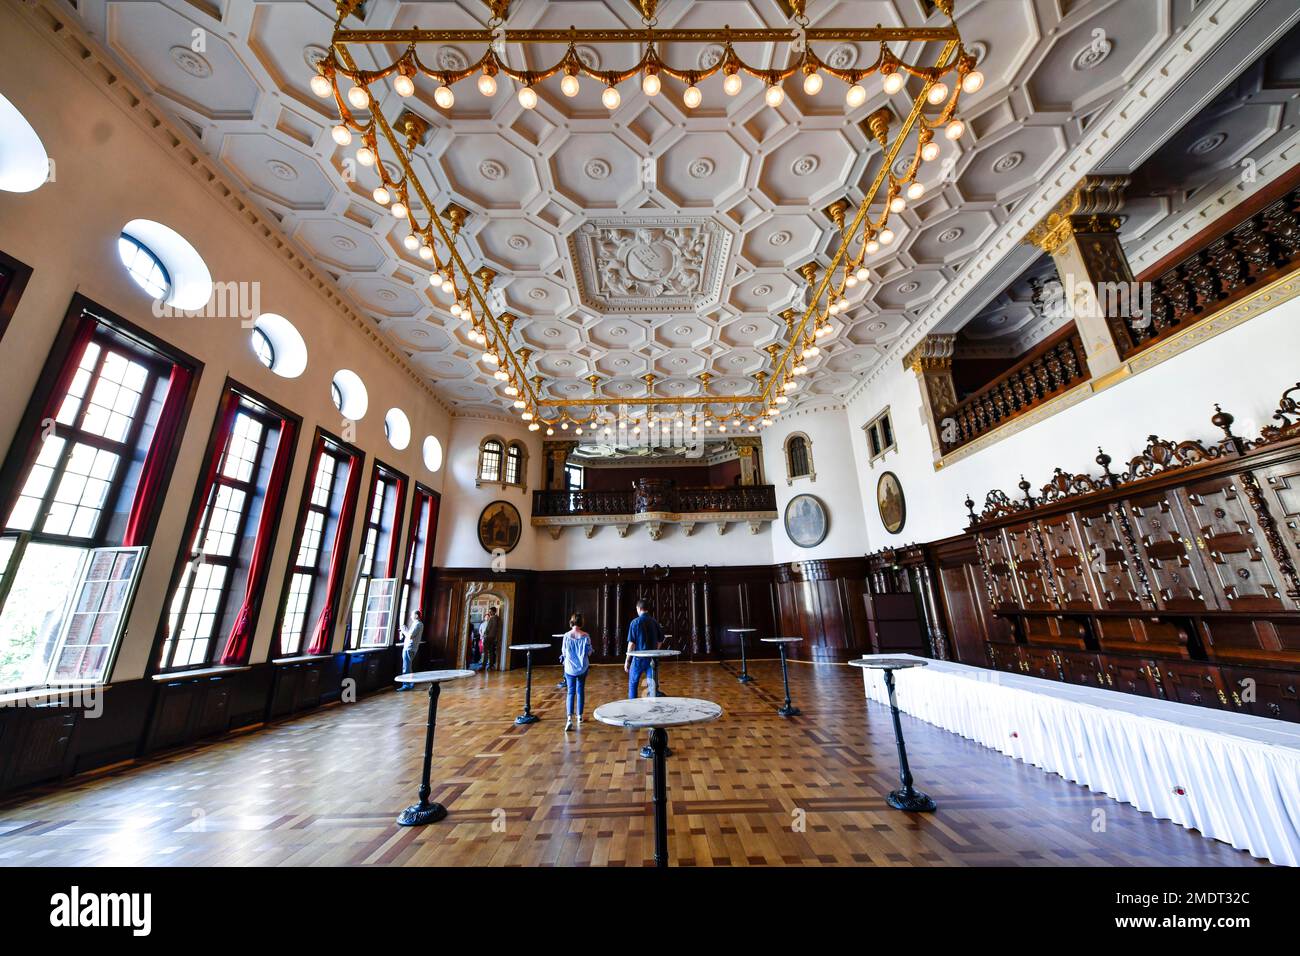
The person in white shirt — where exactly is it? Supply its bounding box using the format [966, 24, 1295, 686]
[396, 610, 423, 691]
[560, 612, 593, 732]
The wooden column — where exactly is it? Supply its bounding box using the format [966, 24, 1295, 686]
[901, 333, 957, 459]
[542, 440, 577, 490]
[733, 437, 762, 485]
[1024, 175, 1135, 383]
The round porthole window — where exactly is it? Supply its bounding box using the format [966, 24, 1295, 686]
[384, 408, 411, 450]
[0, 92, 50, 193]
[117, 219, 212, 311]
[331, 369, 368, 420]
[422, 435, 443, 473]
[251, 313, 308, 378]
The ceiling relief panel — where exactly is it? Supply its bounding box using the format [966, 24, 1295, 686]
[64, 0, 1253, 415]
[568, 217, 733, 315]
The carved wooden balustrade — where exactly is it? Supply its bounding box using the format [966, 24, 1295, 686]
[533, 484, 777, 518]
[941, 326, 1090, 454]
[1124, 181, 1300, 356]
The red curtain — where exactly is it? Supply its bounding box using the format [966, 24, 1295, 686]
[307, 451, 364, 655]
[123, 363, 193, 547]
[219, 417, 297, 665]
[3, 317, 95, 520]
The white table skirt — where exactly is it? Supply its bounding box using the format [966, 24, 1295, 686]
[859, 654, 1300, 866]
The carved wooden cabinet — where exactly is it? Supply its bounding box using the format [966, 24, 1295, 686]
[1004, 522, 1057, 612]
[974, 529, 1020, 611]
[1124, 487, 1215, 612]
[1179, 474, 1287, 611]
[1037, 512, 1100, 610]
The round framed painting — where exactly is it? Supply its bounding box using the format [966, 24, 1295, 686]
[477, 500, 522, 554]
[877, 471, 906, 535]
[784, 493, 829, 548]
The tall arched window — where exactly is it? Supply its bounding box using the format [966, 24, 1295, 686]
[476, 436, 528, 491]
[479, 438, 503, 482]
[505, 443, 523, 485]
[784, 432, 815, 486]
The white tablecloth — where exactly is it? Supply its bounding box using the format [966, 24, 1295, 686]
[859, 655, 1300, 866]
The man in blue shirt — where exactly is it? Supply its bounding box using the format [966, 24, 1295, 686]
[625, 597, 665, 698]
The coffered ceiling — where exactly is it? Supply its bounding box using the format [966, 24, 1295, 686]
[68, 0, 1269, 416]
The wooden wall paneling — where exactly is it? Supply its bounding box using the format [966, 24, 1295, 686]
[1178, 473, 1288, 612]
[1004, 522, 1059, 611]
[1255, 459, 1300, 606]
[1101, 656, 1161, 698]
[1218, 663, 1300, 721]
[1124, 488, 1218, 612]
[1160, 659, 1229, 710]
[975, 530, 1022, 610]
[1038, 512, 1102, 610]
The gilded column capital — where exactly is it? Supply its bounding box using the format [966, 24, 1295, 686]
[1024, 175, 1129, 255]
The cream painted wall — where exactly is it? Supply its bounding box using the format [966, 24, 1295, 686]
[0, 13, 452, 680]
[762, 402, 869, 564]
[845, 297, 1300, 546]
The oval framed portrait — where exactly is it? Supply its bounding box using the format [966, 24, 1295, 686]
[784, 493, 829, 549]
[477, 500, 522, 554]
[877, 471, 906, 535]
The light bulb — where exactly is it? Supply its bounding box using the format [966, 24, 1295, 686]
[560, 73, 580, 97]
[395, 73, 416, 97]
[907, 180, 925, 200]
[762, 419, 771, 426]
[355, 146, 375, 166]
[764, 83, 785, 108]
[331, 124, 352, 146]
[723, 71, 743, 96]
[391, 201, 408, 219]
[575, 428, 583, 435]
[518, 86, 538, 109]
[962, 69, 984, 94]
[440, 279, 454, 294]
[513, 399, 526, 409]
[478, 72, 497, 97]
[347, 85, 370, 109]
[882, 71, 905, 95]
[642, 72, 661, 96]
[866, 239, 880, 254]
[945, 118, 965, 140]
[419, 245, 434, 261]
[403, 234, 420, 251]
[845, 82, 868, 108]
[372, 186, 390, 205]
[921, 140, 940, 162]
[561, 422, 569, 430]
[855, 266, 869, 282]
[890, 195, 906, 213]
[522, 411, 532, 421]
[683, 85, 702, 109]
[505, 385, 518, 396]
[529, 423, 540, 432]
[450, 302, 462, 317]
[879, 227, 895, 245]
[783, 379, 796, 392]
[494, 369, 508, 381]
[927, 82, 949, 105]
[433, 84, 454, 109]
[310, 74, 333, 98]
[484, 351, 499, 365]
[846, 274, 858, 288]
[803, 71, 823, 95]
[546, 427, 555, 436]
[776, 394, 788, 404]
[428, 274, 441, 288]
[718, 424, 727, 432]
[602, 85, 621, 110]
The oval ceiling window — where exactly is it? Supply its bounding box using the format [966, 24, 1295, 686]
[331, 369, 368, 420]
[0, 92, 50, 193]
[422, 435, 443, 473]
[118, 219, 212, 311]
[384, 407, 411, 450]
[252, 313, 308, 378]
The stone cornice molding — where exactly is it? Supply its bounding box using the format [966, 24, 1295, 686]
[844, 0, 1260, 407]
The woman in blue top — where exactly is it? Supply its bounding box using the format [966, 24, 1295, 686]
[561, 612, 593, 731]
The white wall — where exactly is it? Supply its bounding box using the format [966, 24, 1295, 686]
[845, 297, 1300, 545]
[0, 12, 452, 679]
[762, 402, 869, 564]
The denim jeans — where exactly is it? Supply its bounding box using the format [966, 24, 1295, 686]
[628, 657, 652, 699]
[400, 644, 418, 685]
[565, 672, 587, 716]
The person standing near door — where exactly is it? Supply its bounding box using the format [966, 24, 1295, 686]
[625, 597, 664, 698]
[396, 610, 423, 690]
[479, 604, 501, 673]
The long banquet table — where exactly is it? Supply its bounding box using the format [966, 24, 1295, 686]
[857, 654, 1300, 866]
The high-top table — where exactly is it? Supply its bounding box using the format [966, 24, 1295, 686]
[761, 637, 802, 717]
[849, 657, 936, 813]
[727, 627, 757, 683]
[393, 669, 475, 826]
[629, 648, 682, 758]
[508, 643, 550, 725]
[593, 696, 722, 868]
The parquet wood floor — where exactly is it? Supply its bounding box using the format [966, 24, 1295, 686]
[0, 662, 1270, 866]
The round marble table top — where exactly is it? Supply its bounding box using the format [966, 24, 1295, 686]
[848, 657, 929, 671]
[761, 636, 803, 644]
[509, 643, 551, 651]
[628, 648, 681, 659]
[728, 627, 758, 633]
[394, 669, 475, 685]
[593, 696, 722, 729]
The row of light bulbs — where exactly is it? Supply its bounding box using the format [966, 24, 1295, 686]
[312, 60, 983, 116]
